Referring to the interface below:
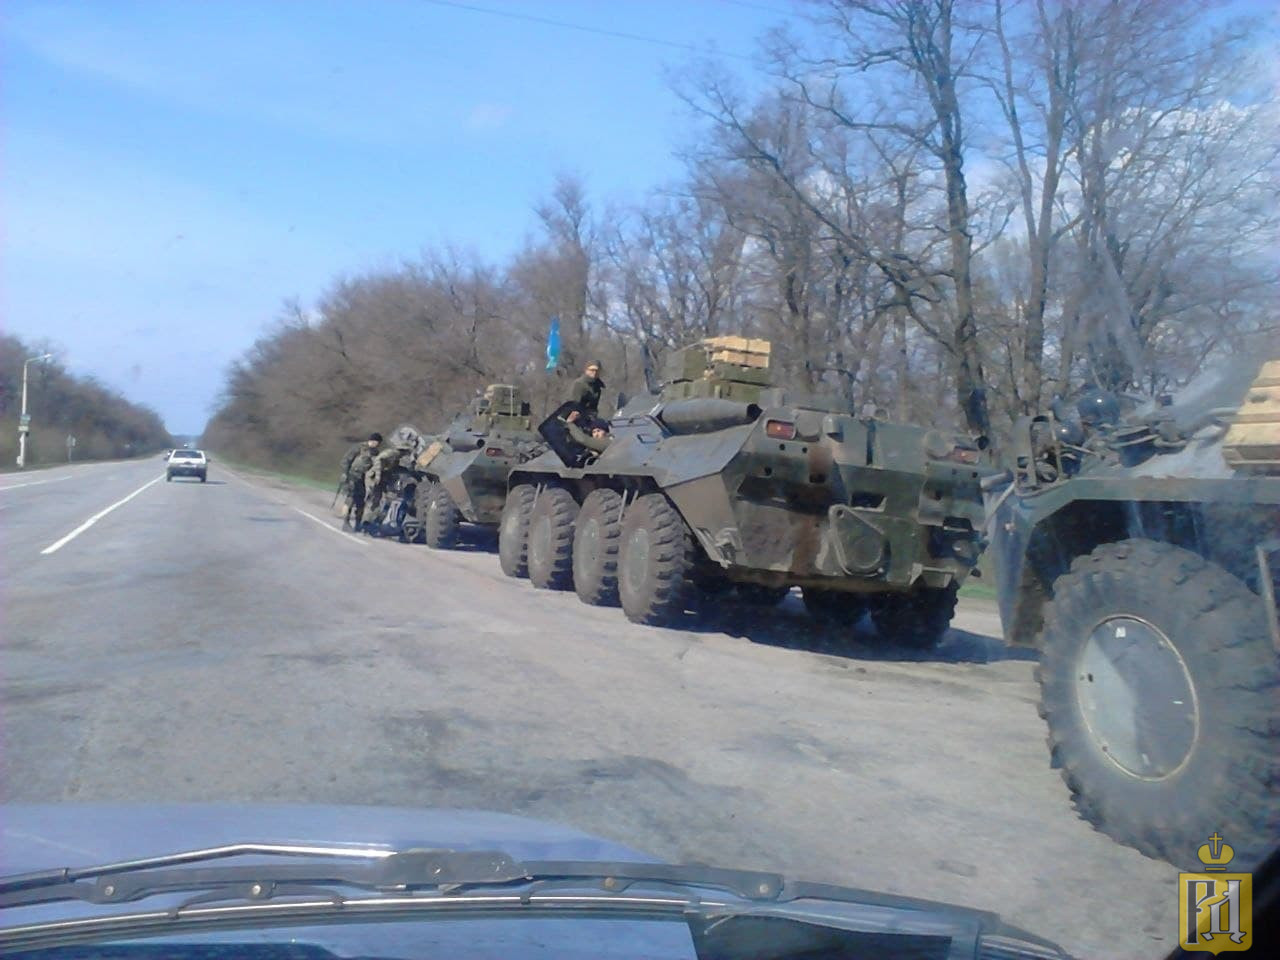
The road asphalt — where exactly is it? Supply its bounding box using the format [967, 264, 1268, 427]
[0, 456, 1182, 957]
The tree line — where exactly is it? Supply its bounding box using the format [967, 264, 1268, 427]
[0, 333, 172, 466]
[205, 0, 1277, 476]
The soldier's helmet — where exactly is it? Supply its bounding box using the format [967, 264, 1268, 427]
[1054, 419, 1086, 446]
[1077, 389, 1121, 427]
[387, 424, 427, 458]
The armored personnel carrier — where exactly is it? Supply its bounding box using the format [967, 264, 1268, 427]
[500, 337, 989, 646]
[413, 384, 546, 549]
[984, 356, 1280, 868]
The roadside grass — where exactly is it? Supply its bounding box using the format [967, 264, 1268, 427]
[959, 578, 998, 602]
[958, 553, 998, 602]
[212, 455, 334, 493]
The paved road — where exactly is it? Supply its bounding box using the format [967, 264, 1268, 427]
[1, 457, 1179, 957]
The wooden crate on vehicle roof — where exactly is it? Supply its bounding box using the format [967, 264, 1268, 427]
[1223, 359, 1280, 473]
[703, 335, 771, 369]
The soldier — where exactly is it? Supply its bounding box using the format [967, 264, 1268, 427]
[565, 360, 604, 424]
[566, 416, 612, 455]
[362, 441, 411, 533]
[342, 432, 382, 531]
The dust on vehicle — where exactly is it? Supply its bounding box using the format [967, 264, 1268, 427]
[502, 337, 990, 648]
[984, 354, 1280, 868]
[414, 385, 546, 549]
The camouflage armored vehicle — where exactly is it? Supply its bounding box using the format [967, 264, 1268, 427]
[501, 337, 990, 646]
[413, 384, 546, 549]
[984, 356, 1280, 868]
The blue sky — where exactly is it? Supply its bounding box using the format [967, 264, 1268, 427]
[2, 0, 788, 434]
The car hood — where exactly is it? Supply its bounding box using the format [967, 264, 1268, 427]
[0, 804, 652, 875]
[0, 806, 1067, 959]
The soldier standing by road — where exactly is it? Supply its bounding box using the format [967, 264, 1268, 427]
[342, 432, 382, 531]
[361, 439, 414, 533]
[565, 360, 604, 424]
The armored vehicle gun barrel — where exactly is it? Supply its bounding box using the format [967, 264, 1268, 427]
[656, 398, 762, 434]
[447, 428, 486, 452]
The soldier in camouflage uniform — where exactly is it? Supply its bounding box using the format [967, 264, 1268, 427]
[362, 443, 408, 532]
[564, 360, 604, 424]
[341, 432, 383, 531]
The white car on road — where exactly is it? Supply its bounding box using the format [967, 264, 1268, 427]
[166, 449, 207, 482]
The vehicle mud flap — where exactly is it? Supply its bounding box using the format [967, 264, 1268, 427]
[820, 504, 885, 576]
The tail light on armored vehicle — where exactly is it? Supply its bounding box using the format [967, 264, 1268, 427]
[765, 419, 796, 440]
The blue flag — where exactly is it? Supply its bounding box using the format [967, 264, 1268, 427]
[545, 316, 561, 371]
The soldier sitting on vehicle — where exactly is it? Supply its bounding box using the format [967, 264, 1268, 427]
[565, 415, 612, 457]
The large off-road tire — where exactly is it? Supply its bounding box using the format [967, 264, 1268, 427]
[498, 484, 536, 579]
[573, 489, 623, 606]
[527, 487, 579, 591]
[803, 587, 868, 627]
[1037, 539, 1280, 868]
[618, 493, 697, 626]
[736, 584, 791, 606]
[869, 584, 957, 649]
[422, 483, 461, 549]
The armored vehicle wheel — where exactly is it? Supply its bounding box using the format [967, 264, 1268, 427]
[573, 489, 623, 606]
[528, 487, 578, 591]
[736, 584, 790, 606]
[618, 493, 697, 626]
[869, 584, 957, 649]
[498, 484, 536, 578]
[422, 483, 461, 549]
[1037, 539, 1280, 868]
[803, 587, 868, 626]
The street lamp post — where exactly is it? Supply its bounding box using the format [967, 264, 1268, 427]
[16, 353, 54, 469]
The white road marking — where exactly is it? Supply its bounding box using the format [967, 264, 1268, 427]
[0, 475, 75, 491]
[293, 507, 370, 547]
[40, 475, 167, 555]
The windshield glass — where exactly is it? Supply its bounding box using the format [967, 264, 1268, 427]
[2, 2, 1276, 959]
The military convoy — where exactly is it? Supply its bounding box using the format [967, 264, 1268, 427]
[338, 337, 1278, 869]
[984, 357, 1280, 868]
[498, 337, 990, 646]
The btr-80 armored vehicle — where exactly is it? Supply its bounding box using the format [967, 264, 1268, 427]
[984, 356, 1280, 868]
[500, 337, 990, 647]
[413, 384, 546, 549]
